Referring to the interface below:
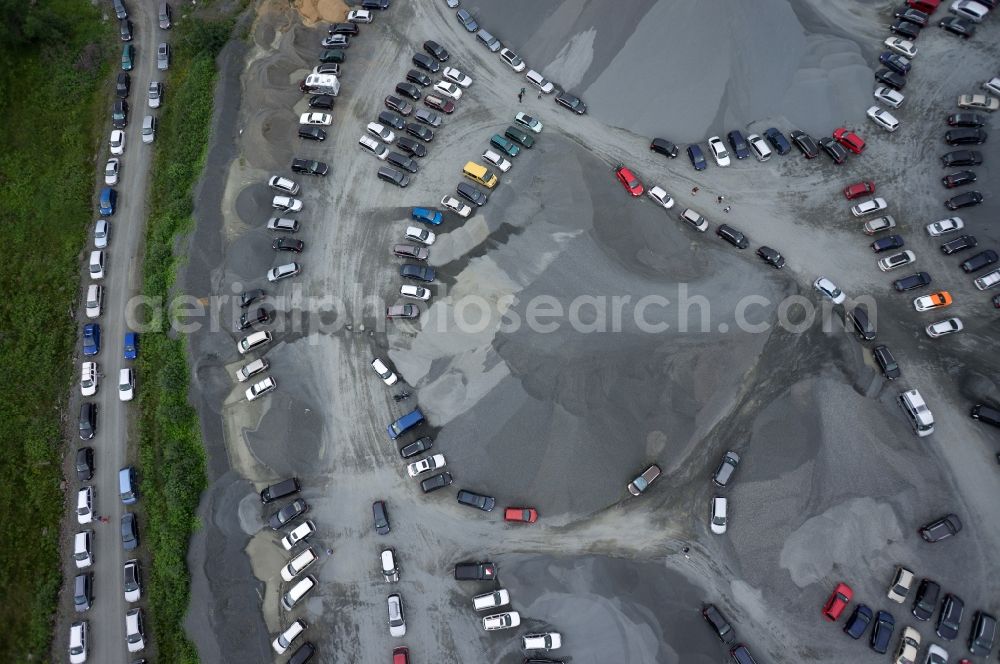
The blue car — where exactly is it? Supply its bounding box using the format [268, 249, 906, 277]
[727, 130, 751, 160]
[763, 128, 791, 155]
[411, 207, 442, 226]
[83, 323, 101, 357]
[687, 144, 707, 171]
[99, 187, 117, 216]
[843, 604, 873, 639]
[123, 331, 138, 360]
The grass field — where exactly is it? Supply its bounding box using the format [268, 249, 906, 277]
[0, 1, 111, 659]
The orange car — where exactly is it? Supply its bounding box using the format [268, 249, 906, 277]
[913, 291, 952, 311]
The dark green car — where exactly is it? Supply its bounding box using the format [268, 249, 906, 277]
[504, 126, 534, 149]
[319, 48, 345, 63]
[489, 134, 520, 157]
[121, 43, 135, 71]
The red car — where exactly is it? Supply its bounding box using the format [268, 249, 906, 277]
[844, 180, 875, 200]
[822, 582, 853, 621]
[615, 165, 644, 197]
[393, 646, 409, 664]
[833, 128, 866, 155]
[504, 507, 538, 523]
[907, 0, 939, 13]
[423, 94, 455, 114]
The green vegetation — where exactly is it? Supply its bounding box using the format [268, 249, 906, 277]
[136, 15, 234, 663]
[0, 1, 110, 659]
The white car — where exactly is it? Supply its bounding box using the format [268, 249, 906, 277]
[359, 134, 389, 160]
[387, 594, 406, 637]
[401, 284, 431, 301]
[433, 81, 463, 100]
[958, 93, 999, 112]
[123, 559, 141, 602]
[268, 176, 299, 195]
[440, 195, 472, 218]
[80, 362, 98, 396]
[985, 77, 1000, 98]
[272, 196, 303, 212]
[874, 86, 905, 109]
[89, 250, 105, 280]
[483, 611, 521, 631]
[272, 619, 306, 654]
[974, 268, 1000, 290]
[647, 186, 675, 209]
[76, 487, 93, 524]
[405, 226, 435, 245]
[267, 217, 299, 232]
[926, 217, 963, 236]
[406, 453, 446, 477]
[110, 129, 125, 155]
[851, 197, 887, 217]
[707, 136, 730, 167]
[482, 149, 511, 172]
[280, 548, 318, 582]
[500, 47, 526, 72]
[473, 589, 510, 611]
[514, 112, 543, 133]
[813, 277, 846, 304]
[522, 633, 562, 651]
[281, 520, 316, 550]
[878, 249, 915, 272]
[85, 283, 102, 319]
[711, 496, 728, 534]
[299, 112, 332, 126]
[923, 644, 948, 664]
[104, 158, 120, 185]
[895, 626, 921, 664]
[367, 122, 395, 143]
[371, 357, 398, 385]
[867, 105, 899, 132]
[69, 621, 87, 664]
[914, 293, 951, 311]
[268, 262, 300, 282]
[525, 69, 554, 93]
[118, 367, 135, 401]
[886, 566, 914, 603]
[147, 81, 162, 108]
[94, 219, 109, 249]
[951, 0, 989, 22]
[864, 215, 896, 235]
[443, 66, 472, 87]
[746, 133, 771, 161]
[246, 376, 276, 401]
[347, 8, 372, 22]
[926, 318, 963, 338]
[883, 37, 917, 58]
[125, 608, 145, 652]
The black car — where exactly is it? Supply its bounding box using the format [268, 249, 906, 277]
[240, 289, 265, 308]
[404, 123, 433, 142]
[298, 126, 326, 141]
[308, 94, 335, 110]
[329, 21, 358, 35]
[968, 611, 997, 655]
[940, 150, 982, 167]
[893, 272, 931, 291]
[890, 18, 921, 39]
[940, 16, 975, 38]
[378, 110, 405, 131]
[756, 246, 785, 268]
[789, 130, 819, 158]
[414, 108, 440, 127]
[961, 249, 998, 273]
[947, 112, 985, 127]
[372, 500, 390, 535]
[386, 152, 418, 173]
[361, 0, 389, 8]
[291, 158, 328, 176]
[727, 130, 750, 159]
[844, 604, 873, 639]
[377, 166, 409, 188]
[870, 610, 895, 654]
[456, 489, 495, 512]
[393, 243, 428, 260]
[912, 579, 940, 621]
[76, 447, 94, 481]
[420, 472, 453, 493]
[112, 99, 129, 129]
[687, 144, 707, 170]
[269, 499, 308, 530]
[411, 52, 440, 73]
[919, 513, 962, 542]
[384, 94, 412, 116]
[872, 234, 904, 253]
[116, 72, 131, 98]
[272, 238, 304, 253]
[555, 91, 587, 114]
[763, 128, 791, 155]
[318, 48, 345, 63]
[399, 436, 432, 459]
[701, 604, 735, 644]
[849, 305, 875, 341]
[650, 137, 679, 158]
[120, 18, 133, 40]
[457, 182, 488, 207]
[121, 513, 139, 550]
[238, 307, 271, 330]
[423, 39, 449, 62]
[942, 170, 976, 188]
[879, 51, 910, 75]
[946, 191, 983, 210]
[873, 345, 900, 380]
[400, 264, 435, 282]
[894, 5, 928, 25]
[396, 137, 427, 158]
[937, 593, 964, 640]
[875, 68, 906, 91]
[456, 8, 478, 31]
[818, 137, 848, 164]
[79, 402, 96, 440]
[395, 81, 422, 101]
[945, 128, 987, 145]
[941, 234, 977, 254]
[717, 224, 749, 249]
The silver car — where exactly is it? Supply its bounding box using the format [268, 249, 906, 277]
[157, 42, 170, 70]
[387, 593, 406, 637]
[268, 262, 300, 282]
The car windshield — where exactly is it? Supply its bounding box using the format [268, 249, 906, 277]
[633, 477, 647, 490]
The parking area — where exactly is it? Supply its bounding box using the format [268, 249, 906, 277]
[181, 1, 1000, 663]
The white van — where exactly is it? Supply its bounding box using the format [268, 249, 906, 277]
[74, 531, 93, 568]
[76, 487, 94, 524]
[281, 548, 317, 582]
[238, 330, 272, 355]
[679, 208, 709, 232]
[473, 588, 510, 611]
[85, 284, 103, 318]
[898, 389, 934, 437]
[525, 69, 554, 94]
[303, 73, 340, 96]
[281, 575, 316, 610]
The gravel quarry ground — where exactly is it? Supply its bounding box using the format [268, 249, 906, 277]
[181, 1, 1000, 662]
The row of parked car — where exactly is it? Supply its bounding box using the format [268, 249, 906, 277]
[69, 2, 174, 662]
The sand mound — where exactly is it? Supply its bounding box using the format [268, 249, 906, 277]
[293, 0, 347, 25]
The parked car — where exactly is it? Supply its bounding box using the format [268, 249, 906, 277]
[940, 15, 976, 37]
[968, 611, 997, 655]
[941, 170, 976, 188]
[927, 217, 964, 235]
[400, 437, 433, 459]
[876, 68, 907, 90]
[870, 610, 895, 654]
[957, 94, 999, 111]
[627, 464, 661, 496]
[852, 198, 888, 217]
[912, 579, 941, 620]
[716, 224, 749, 249]
[280, 521, 316, 550]
[945, 191, 983, 210]
[420, 471, 453, 493]
[894, 625, 921, 663]
[457, 182, 488, 207]
[756, 246, 785, 268]
[555, 91, 587, 114]
[919, 513, 962, 542]
[914, 291, 952, 311]
[872, 234, 905, 253]
[712, 451, 741, 486]
[269, 499, 308, 530]
[926, 318, 963, 337]
[960, 249, 998, 272]
[702, 604, 736, 644]
[483, 612, 521, 631]
[650, 138, 679, 158]
[893, 272, 932, 291]
[615, 165, 644, 196]
[948, 112, 986, 127]
[822, 582, 853, 621]
[384, 94, 412, 116]
[707, 135, 731, 166]
[940, 150, 983, 166]
[763, 127, 791, 154]
[844, 604, 874, 639]
[687, 144, 707, 170]
[814, 277, 846, 304]
[880, 51, 911, 75]
[874, 85, 905, 108]
[372, 500, 390, 535]
[457, 489, 496, 512]
[834, 127, 866, 154]
[864, 215, 896, 235]
[790, 130, 819, 157]
[874, 344, 901, 379]
[844, 181, 876, 200]
[710, 496, 728, 534]
[867, 106, 900, 132]
[727, 130, 750, 159]
[886, 565, 914, 602]
[936, 593, 964, 640]
[504, 507, 538, 523]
